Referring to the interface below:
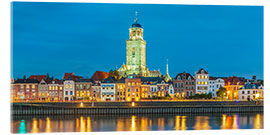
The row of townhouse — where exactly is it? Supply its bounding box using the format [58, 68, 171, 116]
[11, 69, 264, 102]
[11, 72, 108, 102]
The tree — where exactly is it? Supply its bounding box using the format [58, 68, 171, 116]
[109, 69, 121, 81]
[216, 87, 227, 99]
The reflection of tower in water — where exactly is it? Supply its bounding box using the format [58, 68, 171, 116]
[174, 116, 187, 130]
[31, 118, 39, 133]
[193, 116, 211, 130]
[45, 117, 51, 132]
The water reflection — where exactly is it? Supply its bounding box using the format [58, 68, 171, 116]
[174, 116, 187, 130]
[12, 113, 263, 133]
[193, 116, 211, 130]
[31, 118, 38, 133]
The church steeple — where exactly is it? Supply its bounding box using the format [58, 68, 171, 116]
[164, 59, 172, 82]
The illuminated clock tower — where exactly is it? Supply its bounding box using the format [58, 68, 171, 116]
[126, 11, 147, 76]
[119, 11, 149, 76]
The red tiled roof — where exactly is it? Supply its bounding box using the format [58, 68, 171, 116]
[91, 71, 110, 81]
[27, 75, 47, 82]
[63, 72, 82, 81]
[196, 68, 208, 74]
[225, 76, 245, 85]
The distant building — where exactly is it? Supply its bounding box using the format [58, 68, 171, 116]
[168, 82, 175, 97]
[141, 77, 163, 98]
[195, 68, 209, 94]
[100, 76, 116, 101]
[63, 79, 75, 101]
[115, 77, 126, 101]
[174, 72, 196, 98]
[157, 80, 169, 97]
[38, 79, 49, 101]
[209, 77, 225, 98]
[238, 83, 263, 100]
[13, 76, 39, 101]
[125, 75, 141, 101]
[48, 79, 63, 101]
[75, 78, 92, 100]
[224, 76, 244, 99]
[91, 81, 101, 101]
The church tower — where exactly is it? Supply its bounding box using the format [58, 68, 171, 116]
[125, 11, 148, 76]
[164, 59, 172, 82]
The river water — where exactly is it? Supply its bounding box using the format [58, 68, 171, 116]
[11, 113, 263, 133]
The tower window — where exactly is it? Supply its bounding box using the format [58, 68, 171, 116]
[132, 48, 135, 55]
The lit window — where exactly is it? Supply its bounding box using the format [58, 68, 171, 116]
[205, 75, 208, 79]
[132, 82, 135, 86]
[205, 82, 208, 85]
[128, 83, 130, 86]
[198, 76, 200, 79]
[202, 82, 204, 85]
[60, 87, 62, 90]
[65, 84, 68, 89]
[49, 86, 52, 90]
[32, 85, 35, 89]
[198, 81, 200, 85]
[56, 86, 58, 90]
[70, 84, 73, 89]
[202, 76, 204, 79]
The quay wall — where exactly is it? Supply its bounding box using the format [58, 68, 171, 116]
[11, 101, 263, 115]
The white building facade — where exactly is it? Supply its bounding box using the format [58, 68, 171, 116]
[63, 80, 75, 101]
[195, 68, 210, 94]
[238, 83, 264, 100]
[100, 83, 116, 101]
[209, 78, 225, 98]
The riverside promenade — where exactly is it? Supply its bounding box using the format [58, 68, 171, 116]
[11, 100, 263, 115]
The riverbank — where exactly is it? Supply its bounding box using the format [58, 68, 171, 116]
[11, 101, 263, 115]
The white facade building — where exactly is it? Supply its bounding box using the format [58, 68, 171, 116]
[209, 78, 225, 98]
[238, 83, 264, 100]
[168, 83, 175, 97]
[100, 76, 116, 101]
[100, 83, 116, 101]
[195, 68, 210, 94]
[63, 79, 75, 101]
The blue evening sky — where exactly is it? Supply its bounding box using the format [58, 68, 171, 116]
[12, 2, 263, 79]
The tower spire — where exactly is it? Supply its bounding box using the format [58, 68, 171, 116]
[164, 59, 172, 82]
[134, 11, 138, 23]
[166, 59, 169, 74]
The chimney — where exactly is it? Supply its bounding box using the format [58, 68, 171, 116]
[23, 75, 26, 79]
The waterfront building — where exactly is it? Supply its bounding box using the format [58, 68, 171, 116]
[28, 74, 53, 101]
[141, 77, 162, 98]
[63, 78, 75, 101]
[13, 76, 39, 101]
[238, 83, 264, 100]
[75, 78, 92, 100]
[168, 82, 175, 97]
[157, 80, 169, 97]
[125, 74, 141, 101]
[209, 77, 225, 98]
[115, 77, 126, 101]
[38, 79, 49, 101]
[195, 68, 210, 94]
[48, 79, 63, 101]
[91, 81, 101, 101]
[224, 76, 244, 99]
[100, 76, 116, 101]
[141, 83, 150, 99]
[174, 72, 195, 98]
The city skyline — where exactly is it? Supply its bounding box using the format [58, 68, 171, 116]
[12, 2, 263, 79]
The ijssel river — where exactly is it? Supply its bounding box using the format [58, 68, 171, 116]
[11, 113, 263, 133]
